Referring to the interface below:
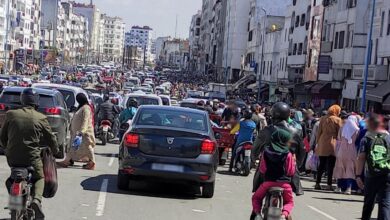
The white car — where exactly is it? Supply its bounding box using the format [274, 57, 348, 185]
[122, 94, 163, 108]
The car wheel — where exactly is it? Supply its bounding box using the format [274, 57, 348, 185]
[117, 171, 130, 190]
[202, 181, 215, 198]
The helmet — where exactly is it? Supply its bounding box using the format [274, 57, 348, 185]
[103, 94, 110, 102]
[20, 88, 39, 107]
[128, 98, 138, 108]
[242, 109, 253, 120]
[271, 102, 290, 121]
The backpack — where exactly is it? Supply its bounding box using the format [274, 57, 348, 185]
[367, 134, 390, 175]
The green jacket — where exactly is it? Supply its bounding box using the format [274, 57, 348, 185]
[0, 107, 59, 167]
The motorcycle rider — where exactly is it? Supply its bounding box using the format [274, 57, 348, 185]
[229, 108, 256, 172]
[252, 102, 305, 196]
[0, 88, 59, 220]
[96, 94, 120, 135]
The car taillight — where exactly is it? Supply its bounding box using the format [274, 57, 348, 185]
[201, 139, 216, 154]
[45, 107, 61, 115]
[11, 183, 22, 196]
[243, 143, 253, 150]
[124, 133, 139, 148]
[0, 104, 6, 110]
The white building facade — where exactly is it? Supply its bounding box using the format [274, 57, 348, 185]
[125, 26, 154, 63]
[101, 14, 125, 63]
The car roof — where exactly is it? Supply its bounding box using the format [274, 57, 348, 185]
[138, 105, 208, 115]
[32, 83, 86, 93]
[3, 86, 59, 96]
[124, 93, 160, 99]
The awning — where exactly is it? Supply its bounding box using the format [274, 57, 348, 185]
[311, 81, 330, 94]
[294, 81, 315, 95]
[366, 81, 390, 103]
[232, 72, 256, 90]
[383, 96, 390, 111]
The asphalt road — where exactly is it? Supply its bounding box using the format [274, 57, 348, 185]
[0, 143, 377, 220]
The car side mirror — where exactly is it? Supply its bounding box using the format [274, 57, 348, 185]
[215, 132, 221, 140]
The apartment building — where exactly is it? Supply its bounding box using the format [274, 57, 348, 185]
[100, 14, 125, 63]
[125, 26, 154, 62]
[189, 11, 202, 73]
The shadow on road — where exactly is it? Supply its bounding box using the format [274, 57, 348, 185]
[312, 196, 363, 203]
[217, 170, 240, 176]
[80, 174, 199, 200]
[94, 153, 118, 158]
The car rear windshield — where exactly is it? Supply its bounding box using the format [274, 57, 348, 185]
[161, 97, 169, 106]
[180, 102, 198, 109]
[136, 108, 208, 132]
[0, 92, 54, 108]
[36, 87, 75, 108]
[127, 97, 159, 107]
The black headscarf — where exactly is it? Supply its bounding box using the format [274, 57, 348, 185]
[76, 93, 89, 110]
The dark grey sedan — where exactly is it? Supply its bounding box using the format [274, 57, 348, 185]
[117, 105, 218, 198]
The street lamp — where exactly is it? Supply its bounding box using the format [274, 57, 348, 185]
[257, 7, 267, 103]
[360, 0, 376, 113]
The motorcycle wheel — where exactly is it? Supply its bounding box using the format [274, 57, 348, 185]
[101, 132, 108, 145]
[242, 165, 250, 176]
[10, 210, 21, 220]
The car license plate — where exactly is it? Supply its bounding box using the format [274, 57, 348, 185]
[9, 196, 23, 206]
[102, 126, 109, 132]
[152, 163, 184, 172]
[245, 150, 251, 157]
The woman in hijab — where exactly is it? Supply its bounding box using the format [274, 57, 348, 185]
[315, 105, 343, 190]
[58, 93, 96, 170]
[333, 115, 360, 194]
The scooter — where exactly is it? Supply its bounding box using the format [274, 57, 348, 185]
[232, 141, 253, 176]
[98, 120, 115, 145]
[254, 187, 292, 220]
[6, 167, 35, 220]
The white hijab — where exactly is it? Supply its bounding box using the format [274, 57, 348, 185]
[341, 115, 360, 144]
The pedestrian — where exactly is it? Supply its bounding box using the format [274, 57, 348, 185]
[356, 113, 390, 220]
[315, 104, 342, 190]
[333, 115, 360, 194]
[57, 94, 96, 170]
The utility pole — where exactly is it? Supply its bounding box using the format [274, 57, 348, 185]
[4, 0, 10, 74]
[360, 0, 376, 113]
[143, 44, 147, 71]
[258, 8, 267, 103]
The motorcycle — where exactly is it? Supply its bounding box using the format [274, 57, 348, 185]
[232, 141, 253, 176]
[254, 187, 291, 220]
[6, 167, 35, 220]
[98, 120, 115, 145]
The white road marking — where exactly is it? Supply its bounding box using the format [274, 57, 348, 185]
[308, 205, 338, 220]
[192, 209, 206, 213]
[96, 179, 109, 217]
[108, 154, 115, 167]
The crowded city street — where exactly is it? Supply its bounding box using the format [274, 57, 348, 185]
[0, 0, 389, 220]
[0, 142, 376, 220]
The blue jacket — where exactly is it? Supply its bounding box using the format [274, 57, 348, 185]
[119, 107, 137, 124]
[237, 120, 256, 144]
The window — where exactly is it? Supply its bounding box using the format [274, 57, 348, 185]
[334, 32, 339, 49]
[270, 61, 272, 75]
[293, 0, 297, 6]
[308, 49, 312, 67]
[301, 14, 306, 26]
[387, 10, 390, 35]
[295, 15, 300, 27]
[248, 30, 253, 42]
[293, 43, 297, 55]
[303, 37, 308, 54]
[346, 24, 354, 47]
[380, 11, 385, 37]
[339, 31, 345, 49]
[298, 43, 303, 55]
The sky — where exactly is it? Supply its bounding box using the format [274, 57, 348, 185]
[79, 0, 202, 39]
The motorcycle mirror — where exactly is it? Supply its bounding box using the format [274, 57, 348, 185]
[215, 133, 221, 140]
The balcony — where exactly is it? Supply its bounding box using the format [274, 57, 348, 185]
[353, 65, 388, 81]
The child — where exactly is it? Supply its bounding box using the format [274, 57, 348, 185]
[252, 128, 295, 219]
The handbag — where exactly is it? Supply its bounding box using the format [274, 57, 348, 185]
[41, 148, 58, 198]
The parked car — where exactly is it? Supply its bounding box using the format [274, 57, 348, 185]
[122, 94, 163, 108]
[0, 87, 70, 158]
[117, 106, 218, 198]
[32, 83, 89, 111]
